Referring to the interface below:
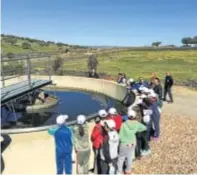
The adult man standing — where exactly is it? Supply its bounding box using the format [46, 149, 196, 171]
[164, 72, 174, 103]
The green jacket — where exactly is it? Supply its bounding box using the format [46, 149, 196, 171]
[72, 123, 90, 151]
[119, 120, 146, 145]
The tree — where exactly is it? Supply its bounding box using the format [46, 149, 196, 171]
[181, 37, 192, 46]
[52, 57, 63, 73]
[22, 42, 31, 49]
[152, 41, 162, 47]
[47, 41, 55, 45]
[39, 41, 49, 47]
[87, 54, 98, 72]
[5, 37, 17, 45]
[64, 48, 69, 53]
[191, 36, 197, 44]
[56, 42, 64, 47]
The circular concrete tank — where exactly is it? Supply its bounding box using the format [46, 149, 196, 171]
[1, 76, 136, 174]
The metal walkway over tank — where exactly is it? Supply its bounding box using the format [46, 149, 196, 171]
[1, 79, 52, 105]
[1, 52, 55, 106]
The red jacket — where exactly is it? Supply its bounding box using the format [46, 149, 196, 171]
[91, 123, 104, 149]
[105, 115, 123, 131]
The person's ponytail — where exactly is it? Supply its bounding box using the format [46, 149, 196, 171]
[78, 124, 85, 137]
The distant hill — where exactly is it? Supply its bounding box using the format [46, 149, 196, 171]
[1, 34, 88, 55]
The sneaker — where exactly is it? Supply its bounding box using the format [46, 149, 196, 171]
[141, 149, 151, 156]
[136, 156, 142, 160]
[152, 137, 159, 141]
[124, 171, 131, 174]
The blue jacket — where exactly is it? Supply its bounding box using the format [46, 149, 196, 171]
[129, 83, 139, 90]
[138, 81, 149, 88]
[122, 115, 128, 121]
[48, 125, 73, 154]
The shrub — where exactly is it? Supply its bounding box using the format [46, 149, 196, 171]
[87, 54, 99, 71]
[7, 52, 14, 59]
[52, 57, 63, 73]
[22, 42, 31, 49]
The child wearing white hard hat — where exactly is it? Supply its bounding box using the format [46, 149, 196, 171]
[107, 107, 123, 131]
[91, 110, 108, 174]
[48, 114, 73, 174]
[73, 114, 91, 174]
[100, 119, 119, 174]
[93, 109, 108, 126]
[117, 109, 146, 174]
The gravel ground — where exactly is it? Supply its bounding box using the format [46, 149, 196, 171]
[132, 114, 197, 174]
[132, 87, 197, 174]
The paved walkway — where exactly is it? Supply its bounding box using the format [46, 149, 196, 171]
[1, 86, 197, 174]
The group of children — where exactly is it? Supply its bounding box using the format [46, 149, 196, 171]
[48, 86, 162, 175]
[48, 74, 163, 175]
[91, 86, 162, 174]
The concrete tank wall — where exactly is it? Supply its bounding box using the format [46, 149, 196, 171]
[1, 76, 135, 174]
[3, 75, 128, 101]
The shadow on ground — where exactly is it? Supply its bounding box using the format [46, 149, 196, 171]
[1, 134, 12, 174]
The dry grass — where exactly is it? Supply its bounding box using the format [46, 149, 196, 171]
[132, 114, 197, 174]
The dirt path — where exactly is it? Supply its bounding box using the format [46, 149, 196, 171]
[162, 86, 197, 118]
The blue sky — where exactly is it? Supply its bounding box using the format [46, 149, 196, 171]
[1, 0, 197, 46]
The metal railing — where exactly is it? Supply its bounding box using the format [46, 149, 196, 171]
[1, 112, 98, 134]
[1, 52, 56, 88]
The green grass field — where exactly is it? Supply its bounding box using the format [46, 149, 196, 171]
[2, 37, 197, 82]
[1, 43, 59, 53]
[62, 50, 197, 81]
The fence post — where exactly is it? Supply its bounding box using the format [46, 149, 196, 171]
[1, 56, 5, 87]
[48, 56, 52, 81]
[26, 54, 31, 87]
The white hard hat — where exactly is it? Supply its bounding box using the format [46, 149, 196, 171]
[133, 89, 138, 94]
[127, 109, 136, 118]
[148, 89, 155, 94]
[148, 92, 157, 98]
[98, 109, 108, 118]
[56, 115, 68, 125]
[140, 94, 147, 99]
[128, 78, 134, 83]
[141, 87, 150, 93]
[136, 99, 143, 105]
[63, 115, 69, 120]
[105, 119, 116, 129]
[143, 115, 150, 123]
[108, 107, 117, 115]
[77, 115, 86, 125]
